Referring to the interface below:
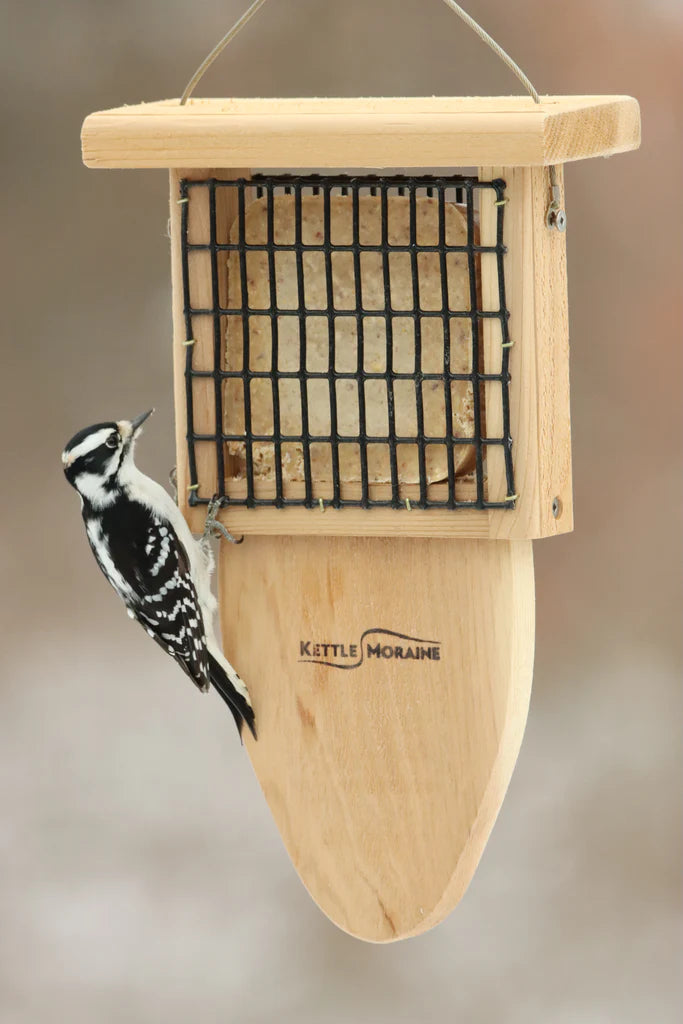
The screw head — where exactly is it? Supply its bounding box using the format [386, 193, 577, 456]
[546, 205, 567, 232]
[552, 496, 563, 519]
[554, 209, 567, 232]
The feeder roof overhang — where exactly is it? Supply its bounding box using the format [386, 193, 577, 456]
[81, 95, 640, 170]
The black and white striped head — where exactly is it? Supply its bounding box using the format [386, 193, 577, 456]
[62, 409, 153, 505]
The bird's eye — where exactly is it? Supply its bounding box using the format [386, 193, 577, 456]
[105, 433, 119, 449]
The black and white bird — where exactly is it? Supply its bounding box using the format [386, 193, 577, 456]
[62, 409, 255, 739]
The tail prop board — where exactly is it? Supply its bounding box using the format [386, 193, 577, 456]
[220, 535, 534, 941]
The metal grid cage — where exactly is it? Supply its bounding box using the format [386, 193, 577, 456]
[180, 173, 514, 511]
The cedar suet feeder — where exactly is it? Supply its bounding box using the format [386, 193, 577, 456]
[81, 1, 640, 941]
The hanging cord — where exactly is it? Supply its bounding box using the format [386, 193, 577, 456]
[180, 0, 538, 105]
[438, 0, 538, 102]
[440, 2, 564, 229]
[179, 1, 564, 210]
[180, 0, 269, 105]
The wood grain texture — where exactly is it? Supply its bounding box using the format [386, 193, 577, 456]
[479, 166, 573, 538]
[219, 534, 535, 941]
[184, 502, 491, 538]
[82, 95, 640, 169]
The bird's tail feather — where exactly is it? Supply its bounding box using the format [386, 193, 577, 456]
[207, 651, 256, 740]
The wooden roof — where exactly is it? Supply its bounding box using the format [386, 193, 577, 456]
[82, 95, 640, 169]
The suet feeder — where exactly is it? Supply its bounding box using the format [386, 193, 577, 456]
[81, 5, 640, 941]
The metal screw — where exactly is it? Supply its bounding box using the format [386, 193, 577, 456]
[546, 204, 567, 232]
[546, 176, 567, 232]
[552, 496, 562, 519]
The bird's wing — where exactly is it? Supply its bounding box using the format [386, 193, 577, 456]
[101, 502, 211, 691]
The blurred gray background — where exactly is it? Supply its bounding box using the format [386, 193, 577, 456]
[1, 1, 681, 1021]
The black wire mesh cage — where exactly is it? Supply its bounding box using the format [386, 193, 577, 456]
[180, 173, 515, 511]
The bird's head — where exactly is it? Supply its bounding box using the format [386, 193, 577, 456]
[62, 409, 154, 505]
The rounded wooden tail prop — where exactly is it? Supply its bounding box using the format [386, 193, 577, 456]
[220, 536, 534, 942]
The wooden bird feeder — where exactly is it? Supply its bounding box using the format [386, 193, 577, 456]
[82, 15, 640, 941]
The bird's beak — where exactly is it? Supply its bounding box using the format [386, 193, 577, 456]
[130, 408, 154, 435]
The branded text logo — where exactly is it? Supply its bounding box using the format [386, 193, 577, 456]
[298, 628, 441, 669]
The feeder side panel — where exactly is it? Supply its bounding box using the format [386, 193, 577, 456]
[480, 165, 573, 539]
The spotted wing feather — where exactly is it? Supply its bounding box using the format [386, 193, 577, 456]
[94, 501, 210, 691]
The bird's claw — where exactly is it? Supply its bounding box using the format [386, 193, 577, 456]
[204, 496, 243, 545]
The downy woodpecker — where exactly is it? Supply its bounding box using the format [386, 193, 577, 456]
[62, 409, 255, 738]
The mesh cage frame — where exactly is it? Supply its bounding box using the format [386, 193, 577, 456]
[180, 173, 515, 512]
